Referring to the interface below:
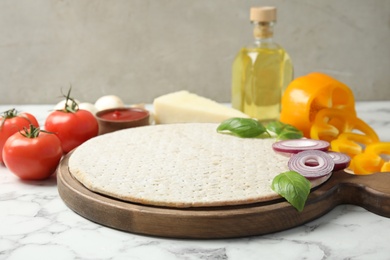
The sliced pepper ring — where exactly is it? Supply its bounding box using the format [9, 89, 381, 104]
[310, 108, 379, 143]
[381, 162, 390, 172]
[349, 142, 390, 174]
[350, 152, 384, 175]
[331, 132, 377, 158]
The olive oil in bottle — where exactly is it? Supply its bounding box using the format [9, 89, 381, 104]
[232, 6, 293, 122]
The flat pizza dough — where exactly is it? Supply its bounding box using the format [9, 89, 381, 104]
[68, 123, 299, 208]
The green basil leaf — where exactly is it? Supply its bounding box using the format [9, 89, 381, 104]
[266, 121, 303, 140]
[266, 121, 286, 135]
[282, 124, 300, 131]
[271, 171, 311, 212]
[217, 118, 268, 138]
[277, 130, 303, 140]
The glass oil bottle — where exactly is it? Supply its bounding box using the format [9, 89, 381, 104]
[231, 6, 293, 122]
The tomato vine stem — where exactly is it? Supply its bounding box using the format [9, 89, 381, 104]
[0, 109, 33, 131]
[60, 86, 79, 113]
[19, 125, 56, 139]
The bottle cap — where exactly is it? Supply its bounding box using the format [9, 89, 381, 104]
[250, 6, 277, 22]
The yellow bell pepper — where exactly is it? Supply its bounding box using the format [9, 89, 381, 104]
[381, 162, 390, 172]
[331, 132, 377, 158]
[280, 71, 385, 175]
[350, 142, 390, 174]
[310, 108, 379, 144]
[280, 72, 356, 137]
[350, 153, 384, 175]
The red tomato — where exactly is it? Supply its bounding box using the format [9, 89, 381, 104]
[44, 109, 98, 153]
[3, 128, 63, 180]
[0, 109, 39, 164]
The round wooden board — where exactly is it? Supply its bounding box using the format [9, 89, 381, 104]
[57, 153, 390, 239]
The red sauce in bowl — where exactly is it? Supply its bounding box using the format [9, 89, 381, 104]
[96, 107, 150, 135]
[99, 109, 148, 122]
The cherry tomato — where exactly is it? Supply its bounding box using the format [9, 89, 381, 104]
[3, 126, 63, 180]
[0, 109, 39, 164]
[45, 109, 98, 153]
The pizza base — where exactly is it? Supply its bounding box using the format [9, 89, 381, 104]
[68, 123, 319, 208]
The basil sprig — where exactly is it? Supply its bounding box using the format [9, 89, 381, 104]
[216, 118, 270, 138]
[271, 171, 311, 212]
[217, 118, 303, 140]
[265, 121, 303, 140]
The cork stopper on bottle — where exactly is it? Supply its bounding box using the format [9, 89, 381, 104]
[250, 6, 277, 23]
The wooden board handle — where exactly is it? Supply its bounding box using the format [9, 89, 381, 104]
[316, 171, 390, 217]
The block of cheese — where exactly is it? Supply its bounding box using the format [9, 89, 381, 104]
[153, 90, 249, 124]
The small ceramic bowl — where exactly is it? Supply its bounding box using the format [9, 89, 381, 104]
[96, 107, 150, 135]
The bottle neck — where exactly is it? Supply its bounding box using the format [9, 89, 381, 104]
[252, 22, 274, 45]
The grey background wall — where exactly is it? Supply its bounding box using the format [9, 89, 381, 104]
[0, 0, 389, 105]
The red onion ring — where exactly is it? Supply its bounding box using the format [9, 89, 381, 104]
[272, 139, 330, 155]
[288, 150, 335, 179]
[326, 151, 351, 171]
[304, 152, 350, 171]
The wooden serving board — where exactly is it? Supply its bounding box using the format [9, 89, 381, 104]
[57, 153, 390, 239]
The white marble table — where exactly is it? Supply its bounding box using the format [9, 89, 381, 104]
[1, 102, 390, 260]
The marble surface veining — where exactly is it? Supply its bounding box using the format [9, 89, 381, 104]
[1, 102, 390, 260]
